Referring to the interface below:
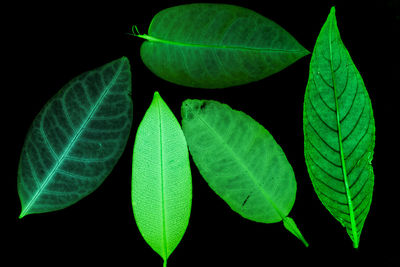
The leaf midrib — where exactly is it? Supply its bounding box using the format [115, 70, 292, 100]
[156, 96, 169, 262]
[138, 34, 307, 54]
[20, 61, 125, 218]
[328, 13, 359, 247]
[193, 107, 285, 220]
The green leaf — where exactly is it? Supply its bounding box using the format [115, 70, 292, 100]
[132, 92, 192, 266]
[17, 57, 133, 218]
[181, 99, 308, 247]
[303, 7, 375, 248]
[135, 3, 309, 89]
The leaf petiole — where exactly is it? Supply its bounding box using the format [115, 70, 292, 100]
[130, 25, 154, 41]
[283, 217, 309, 247]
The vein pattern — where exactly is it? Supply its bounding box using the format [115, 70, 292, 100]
[18, 57, 133, 217]
[138, 3, 309, 88]
[131, 92, 192, 266]
[303, 7, 375, 248]
[182, 99, 308, 246]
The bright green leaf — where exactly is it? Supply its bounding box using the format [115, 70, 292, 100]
[181, 99, 308, 247]
[132, 92, 192, 266]
[303, 7, 375, 248]
[17, 57, 133, 218]
[135, 3, 309, 89]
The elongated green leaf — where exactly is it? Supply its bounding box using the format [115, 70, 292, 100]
[303, 7, 375, 248]
[135, 3, 309, 89]
[181, 99, 308, 246]
[17, 57, 133, 218]
[132, 92, 192, 266]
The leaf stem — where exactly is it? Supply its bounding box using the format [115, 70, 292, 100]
[283, 217, 309, 247]
[131, 25, 141, 36]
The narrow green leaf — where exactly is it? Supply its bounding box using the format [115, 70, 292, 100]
[17, 57, 133, 218]
[181, 99, 308, 246]
[303, 7, 375, 248]
[135, 3, 309, 89]
[132, 92, 192, 266]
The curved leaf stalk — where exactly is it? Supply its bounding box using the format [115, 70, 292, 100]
[260, 191, 309, 247]
[283, 217, 309, 247]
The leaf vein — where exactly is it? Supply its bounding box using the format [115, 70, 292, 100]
[20, 60, 125, 217]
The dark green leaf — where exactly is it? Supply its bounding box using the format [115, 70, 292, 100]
[18, 57, 133, 218]
[136, 3, 309, 89]
[303, 7, 375, 248]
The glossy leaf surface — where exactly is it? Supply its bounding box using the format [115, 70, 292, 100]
[132, 92, 192, 266]
[303, 7, 375, 248]
[18, 57, 133, 218]
[182, 99, 308, 246]
[136, 3, 309, 89]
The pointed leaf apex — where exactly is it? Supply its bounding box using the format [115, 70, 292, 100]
[152, 91, 167, 109]
[120, 56, 129, 63]
[153, 91, 163, 104]
[329, 6, 336, 18]
[19, 207, 28, 219]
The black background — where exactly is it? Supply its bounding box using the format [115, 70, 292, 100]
[7, 0, 398, 266]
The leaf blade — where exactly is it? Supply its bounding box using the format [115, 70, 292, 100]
[18, 57, 133, 217]
[132, 92, 192, 264]
[303, 7, 375, 248]
[138, 3, 309, 89]
[181, 99, 308, 246]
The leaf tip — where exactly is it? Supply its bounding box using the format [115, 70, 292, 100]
[18, 210, 26, 219]
[152, 91, 168, 110]
[119, 56, 130, 65]
[330, 6, 336, 15]
[153, 91, 163, 104]
[304, 48, 311, 56]
[328, 6, 337, 21]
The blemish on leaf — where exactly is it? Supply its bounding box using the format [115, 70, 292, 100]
[242, 194, 250, 207]
[181, 102, 194, 120]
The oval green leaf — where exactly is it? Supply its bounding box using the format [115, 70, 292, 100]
[136, 3, 309, 89]
[17, 57, 133, 218]
[181, 99, 308, 246]
[132, 92, 192, 266]
[303, 7, 375, 248]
